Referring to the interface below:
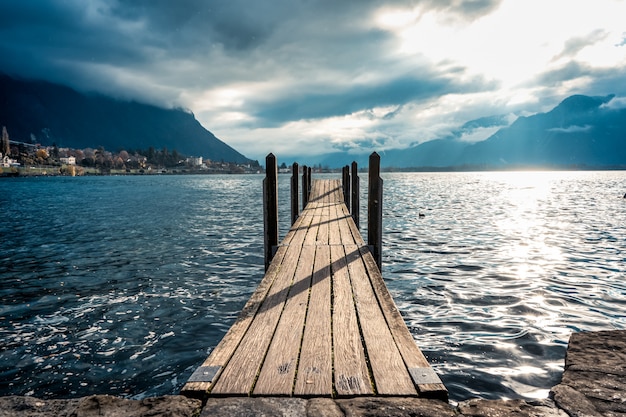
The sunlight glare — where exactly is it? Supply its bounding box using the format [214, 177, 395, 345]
[373, 0, 626, 90]
[489, 172, 567, 281]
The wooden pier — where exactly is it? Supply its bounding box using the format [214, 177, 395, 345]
[182, 154, 446, 400]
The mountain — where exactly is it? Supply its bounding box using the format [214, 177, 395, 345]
[312, 94, 626, 169]
[381, 94, 626, 169]
[461, 95, 626, 167]
[0, 74, 250, 163]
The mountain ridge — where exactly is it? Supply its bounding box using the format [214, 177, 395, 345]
[307, 94, 626, 169]
[0, 74, 251, 163]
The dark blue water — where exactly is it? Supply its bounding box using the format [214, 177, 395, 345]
[1, 172, 625, 401]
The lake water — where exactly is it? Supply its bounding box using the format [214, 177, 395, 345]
[1, 172, 625, 401]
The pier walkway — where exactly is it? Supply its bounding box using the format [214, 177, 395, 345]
[183, 178, 446, 399]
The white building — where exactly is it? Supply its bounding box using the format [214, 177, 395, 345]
[186, 156, 203, 166]
[60, 156, 76, 165]
[1, 154, 20, 167]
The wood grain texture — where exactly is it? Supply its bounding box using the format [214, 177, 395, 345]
[331, 243, 374, 396]
[252, 200, 321, 395]
[294, 244, 332, 396]
[345, 244, 417, 396]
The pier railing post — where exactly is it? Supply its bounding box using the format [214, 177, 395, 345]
[351, 161, 359, 229]
[263, 153, 278, 271]
[307, 166, 312, 196]
[368, 152, 383, 269]
[342, 165, 350, 207]
[291, 162, 299, 225]
[302, 165, 309, 209]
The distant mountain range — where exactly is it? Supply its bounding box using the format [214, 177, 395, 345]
[0, 74, 250, 163]
[313, 94, 626, 169]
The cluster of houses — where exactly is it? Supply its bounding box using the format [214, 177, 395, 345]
[0, 131, 261, 174]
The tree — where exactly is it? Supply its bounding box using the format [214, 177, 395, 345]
[118, 150, 129, 162]
[52, 143, 60, 159]
[1, 126, 10, 156]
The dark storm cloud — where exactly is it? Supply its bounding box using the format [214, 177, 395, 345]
[109, 0, 292, 51]
[252, 72, 495, 126]
[0, 0, 503, 81]
[254, 75, 451, 124]
[0, 2, 157, 93]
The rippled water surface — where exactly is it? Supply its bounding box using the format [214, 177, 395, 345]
[1, 172, 625, 401]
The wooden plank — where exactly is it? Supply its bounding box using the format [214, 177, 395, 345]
[210, 214, 312, 396]
[344, 244, 417, 396]
[340, 200, 365, 247]
[330, 243, 374, 396]
[294, 244, 332, 396]
[252, 203, 322, 395]
[359, 246, 447, 399]
[316, 193, 330, 246]
[328, 191, 343, 246]
[329, 199, 372, 395]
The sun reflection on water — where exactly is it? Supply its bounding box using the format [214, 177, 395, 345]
[382, 170, 626, 401]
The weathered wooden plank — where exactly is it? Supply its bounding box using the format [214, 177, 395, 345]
[294, 244, 332, 396]
[316, 201, 330, 246]
[210, 214, 312, 396]
[340, 199, 365, 247]
[328, 191, 343, 246]
[359, 245, 447, 399]
[252, 201, 323, 395]
[330, 243, 374, 396]
[344, 244, 417, 396]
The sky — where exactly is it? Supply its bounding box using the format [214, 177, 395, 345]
[1, 0, 625, 161]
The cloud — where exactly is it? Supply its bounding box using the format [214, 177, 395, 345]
[548, 125, 592, 133]
[601, 96, 626, 110]
[553, 29, 608, 60]
[251, 74, 455, 126]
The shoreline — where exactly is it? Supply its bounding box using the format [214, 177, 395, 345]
[1, 329, 623, 416]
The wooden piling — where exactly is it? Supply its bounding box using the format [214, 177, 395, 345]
[302, 165, 309, 210]
[368, 152, 383, 269]
[342, 165, 350, 207]
[351, 161, 359, 229]
[263, 153, 278, 271]
[291, 162, 299, 225]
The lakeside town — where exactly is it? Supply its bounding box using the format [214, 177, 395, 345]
[0, 126, 261, 176]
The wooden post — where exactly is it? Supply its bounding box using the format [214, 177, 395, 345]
[263, 153, 278, 271]
[351, 161, 359, 229]
[342, 165, 350, 207]
[367, 152, 383, 269]
[291, 162, 299, 225]
[302, 165, 309, 210]
[307, 166, 312, 196]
